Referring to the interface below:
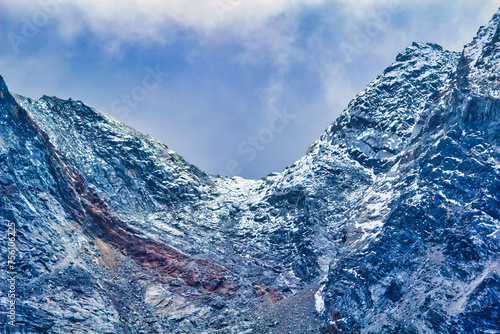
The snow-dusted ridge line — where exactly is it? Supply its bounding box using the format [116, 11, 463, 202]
[1, 7, 500, 334]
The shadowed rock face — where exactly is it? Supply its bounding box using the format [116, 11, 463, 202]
[1, 8, 500, 334]
[54, 153, 238, 296]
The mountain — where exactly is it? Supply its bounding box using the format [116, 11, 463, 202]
[1, 8, 499, 334]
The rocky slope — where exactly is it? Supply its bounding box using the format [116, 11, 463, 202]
[1, 8, 499, 334]
[316, 11, 500, 334]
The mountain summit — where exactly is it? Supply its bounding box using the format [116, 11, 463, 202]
[1, 8, 500, 334]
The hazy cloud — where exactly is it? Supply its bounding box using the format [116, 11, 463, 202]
[1, 1, 500, 178]
[3, 0, 324, 40]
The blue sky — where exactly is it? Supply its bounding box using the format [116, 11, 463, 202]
[1, 0, 499, 178]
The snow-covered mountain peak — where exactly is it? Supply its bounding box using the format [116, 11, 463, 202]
[458, 7, 500, 98]
[463, 8, 500, 61]
[1, 9, 500, 334]
[301, 41, 460, 177]
[0, 75, 18, 110]
[0, 75, 7, 93]
[395, 42, 445, 61]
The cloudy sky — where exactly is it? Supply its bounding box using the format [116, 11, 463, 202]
[1, 1, 499, 178]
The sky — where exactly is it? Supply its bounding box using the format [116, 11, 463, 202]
[0, 1, 499, 179]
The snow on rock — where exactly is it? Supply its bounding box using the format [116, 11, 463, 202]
[1, 7, 500, 334]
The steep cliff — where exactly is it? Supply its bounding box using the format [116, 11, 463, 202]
[1, 8, 499, 334]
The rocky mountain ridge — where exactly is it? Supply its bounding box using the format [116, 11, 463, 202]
[1, 8, 499, 334]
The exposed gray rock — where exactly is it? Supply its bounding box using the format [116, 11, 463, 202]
[1, 7, 499, 334]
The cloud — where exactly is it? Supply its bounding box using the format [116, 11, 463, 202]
[2, 0, 325, 42]
[2, 0, 500, 178]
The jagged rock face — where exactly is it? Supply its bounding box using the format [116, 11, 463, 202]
[317, 11, 500, 334]
[1, 8, 499, 334]
[458, 10, 500, 99]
